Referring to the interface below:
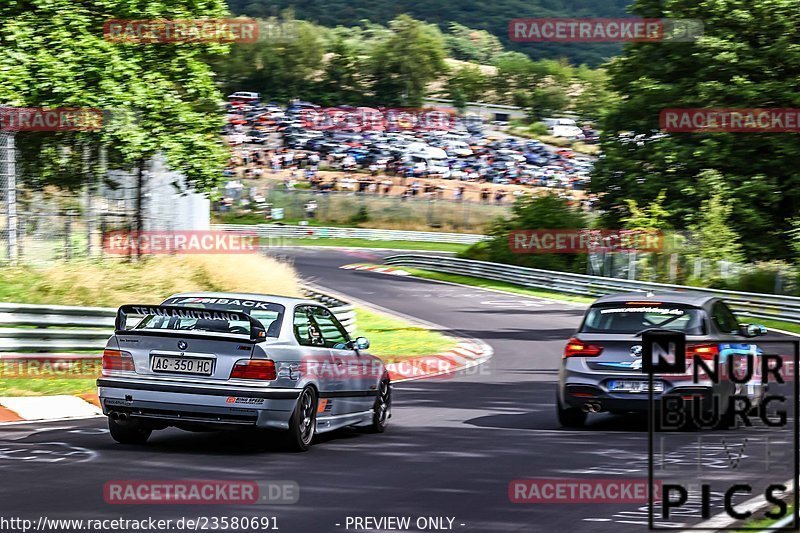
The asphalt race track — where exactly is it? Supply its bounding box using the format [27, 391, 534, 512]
[0, 247, 794, 533]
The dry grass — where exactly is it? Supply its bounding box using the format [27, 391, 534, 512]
[240, 187, 511, 233]
[0, 254, 302, 307]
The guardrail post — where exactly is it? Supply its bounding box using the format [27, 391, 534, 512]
[0, 131, 18, 265]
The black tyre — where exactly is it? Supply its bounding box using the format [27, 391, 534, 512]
[283, 387, 317, 452]
[367, 379, 391, 433]
[108, 416, 151, 445]
[556, 396, 587, 428]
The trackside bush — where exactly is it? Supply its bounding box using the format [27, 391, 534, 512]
[459, 193, 587, 272]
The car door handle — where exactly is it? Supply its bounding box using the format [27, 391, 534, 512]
[334, 358, 344, 366]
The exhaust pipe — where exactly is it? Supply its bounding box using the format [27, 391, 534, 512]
[109, 411, 119, 420]
[118, 412, 129, 421]
[582, 402, 602, 413]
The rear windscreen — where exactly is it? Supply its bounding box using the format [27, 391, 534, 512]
[132, 297, 285, 337]
[580, 304, 706, 335]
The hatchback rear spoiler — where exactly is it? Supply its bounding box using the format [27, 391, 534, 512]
[115, 304, 267, 342]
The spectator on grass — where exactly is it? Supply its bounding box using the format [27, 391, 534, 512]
[305, 200, 318, 219]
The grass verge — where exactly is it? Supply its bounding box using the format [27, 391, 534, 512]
[404, 267, 800, 336]
[353, 308, 457, 364]
[747, 317, 800, 336]
[402, 267, 594, 304]
[735, 504, 793, 532]
[0, 379, 98, 397]
[0, 257, 457, 396]
[506, 127, 600, 155]
[0, 255, 303, 306]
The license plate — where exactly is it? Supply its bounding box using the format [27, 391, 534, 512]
[608, 380, 663, 393]
[151, 356, 213, 375]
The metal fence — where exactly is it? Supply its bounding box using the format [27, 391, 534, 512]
[0, 153, 210, 265]
[0, 289, 356, 353]
[383, 254, 800, 325]
[213, 223, 488, 245]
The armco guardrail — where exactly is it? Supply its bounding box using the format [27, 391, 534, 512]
[0, 291, 356, 353]
[299, 288, 356, 335]
[212, 224, 488, 245]
[384, 254, 800, 325]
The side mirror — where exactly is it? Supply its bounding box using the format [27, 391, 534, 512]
[353, 336, 370, 351]
[250, 324, 267, 342]
[740, 323, 767, 338]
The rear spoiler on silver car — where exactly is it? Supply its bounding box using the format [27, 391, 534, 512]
[115, 304, 267, 342]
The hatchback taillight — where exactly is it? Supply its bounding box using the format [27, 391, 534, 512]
[102, 349, 134, 371]
[564, 337, 604, 357]
[687, 343, 720, 361]
[230, 360, 277, 380]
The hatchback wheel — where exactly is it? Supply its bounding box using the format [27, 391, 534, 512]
[556, 396, 587, 428]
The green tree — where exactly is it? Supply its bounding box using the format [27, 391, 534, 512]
[688, 170, 744, 264]
[368, 15, 446, 106]
[592, 0, 800, 261]
[227, 0, 632, 66]
[445, 22, 503, 63]
[529, 58, 574, 86]
[315, 36, 367, 106]
[0, 0, 232, 249]
[445, 65, 489, 109]
[573, 67, 619, 120]
[461, 193, 587, 272]
[620, 189, 675, 282]
[214, 16, 325, 102]
[621, 190, 671, 231]
[491, 52, 537, 104]
[526, 86, 570, 121]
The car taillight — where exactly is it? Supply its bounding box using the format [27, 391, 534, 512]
[230, 359, 277, 380]
[687, 344, 720, 360]
[564, 337, 604, 358]
[102, 349, 134, 371]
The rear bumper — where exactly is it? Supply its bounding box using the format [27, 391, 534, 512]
[97, 377, 301, 430]
[558, 357, 741, 413]
[562, 383, 720, 412]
